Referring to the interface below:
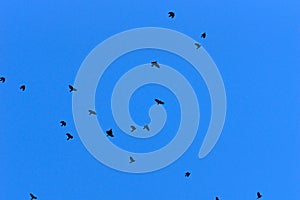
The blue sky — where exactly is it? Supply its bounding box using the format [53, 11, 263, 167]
[1, 0, 299, 199]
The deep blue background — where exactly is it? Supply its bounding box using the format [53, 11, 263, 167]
[1, 0, 299, 199]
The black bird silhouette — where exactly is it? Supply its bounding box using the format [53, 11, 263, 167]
[129, 156, 135, 163]
[30, 193, 37, 200]
[201, 32, 207, 38]
[60, 121, 66, 126]
[216, 197, 220, 200]
[168, 11, 175, 18]
[20, 85, 25, 91]
[151, 61, 160, 68]
[69, 85, 77, 92]
[88, 109, 97, 115]
[130, 125, 136, 132]
[0, 77, 5, 83]
[143, 125, 150, 131]
[257, 192, 262, 199]
[155, 98, 164, 105]
[106, 129, 114, 137]
[66, 133, 73, 140]
[185, 172, 191, 177]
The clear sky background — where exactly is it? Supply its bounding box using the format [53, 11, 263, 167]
[1, 0, 299, 199]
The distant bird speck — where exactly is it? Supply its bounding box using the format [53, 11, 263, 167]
[20, 85, 25, 91]
[201, 32, 206, 38]
[66, 133, 73, 140]
[151, 61, 160, 68]
[60, 121, 66, 126]
[216, 197, 220, 200]
[88, 110, 96, 115]
[130, 125, 136, 132]
[185, 172, 191, 177]
[0, 77, 5, 83]
[69, 85, 77, 92]
[168, 11, 175, 18]
[143, 125, 150, 131]
[155, 98, 164, 105]
[257, 192, 262, 199]
[129, 156, 135, 163]
[194, 43, 201, 49]
[30, 193, 37, 200]
[106, 129, 114, 137]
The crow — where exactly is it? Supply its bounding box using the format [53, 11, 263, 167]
[257, 192, 262, 199]
[201, 32, 206, 38]
[30, 193, 37, 200]
[66, 133, 73, 140]
[69, 85, 77, 92]
[168, 11, 175, 18]
[129, 156, 135, 163]
[143, 125, 150, 131]
[0, 77, 5, 83]
[155, 98, 164, 105]
[194, 43, 201, 49]
[130, 125, 136, 132]
[20, 85, 25, 91]
[60, 121, 66, 126]
[88, 110, 96, 115]
[106, 129, 114, 137]
[185, 172, 191, 177]
[151, 61, 160, 68]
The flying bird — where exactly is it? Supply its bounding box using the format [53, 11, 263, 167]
[143, 125, 150, 131]
[66, 133, 73, 140]
[60, 121, 66, 126]
[130, 125, 136, 132]
[194, 43, 201, 49]
[155, 98, 164, 105]
[88, 110, 96, 115]
[20, 85, 25, 91]
[30, 193, 37, 200]
[151, 61, 160, 68]
[201, 32, 207, 38]
[168, 11, 175, 18]
[69, 85, 77, 92]
[106, 129, 114, 137]
[216, 197, 220, 200]
[129, 156, 135, 163]
[0, 77, 5, 83]
[257, 192, 262, 199]
[185, 172, 191, 177]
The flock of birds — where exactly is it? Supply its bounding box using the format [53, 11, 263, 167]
[0, 10, 264, 200]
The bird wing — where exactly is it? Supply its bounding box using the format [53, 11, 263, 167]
[158, 100, 164, 104]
